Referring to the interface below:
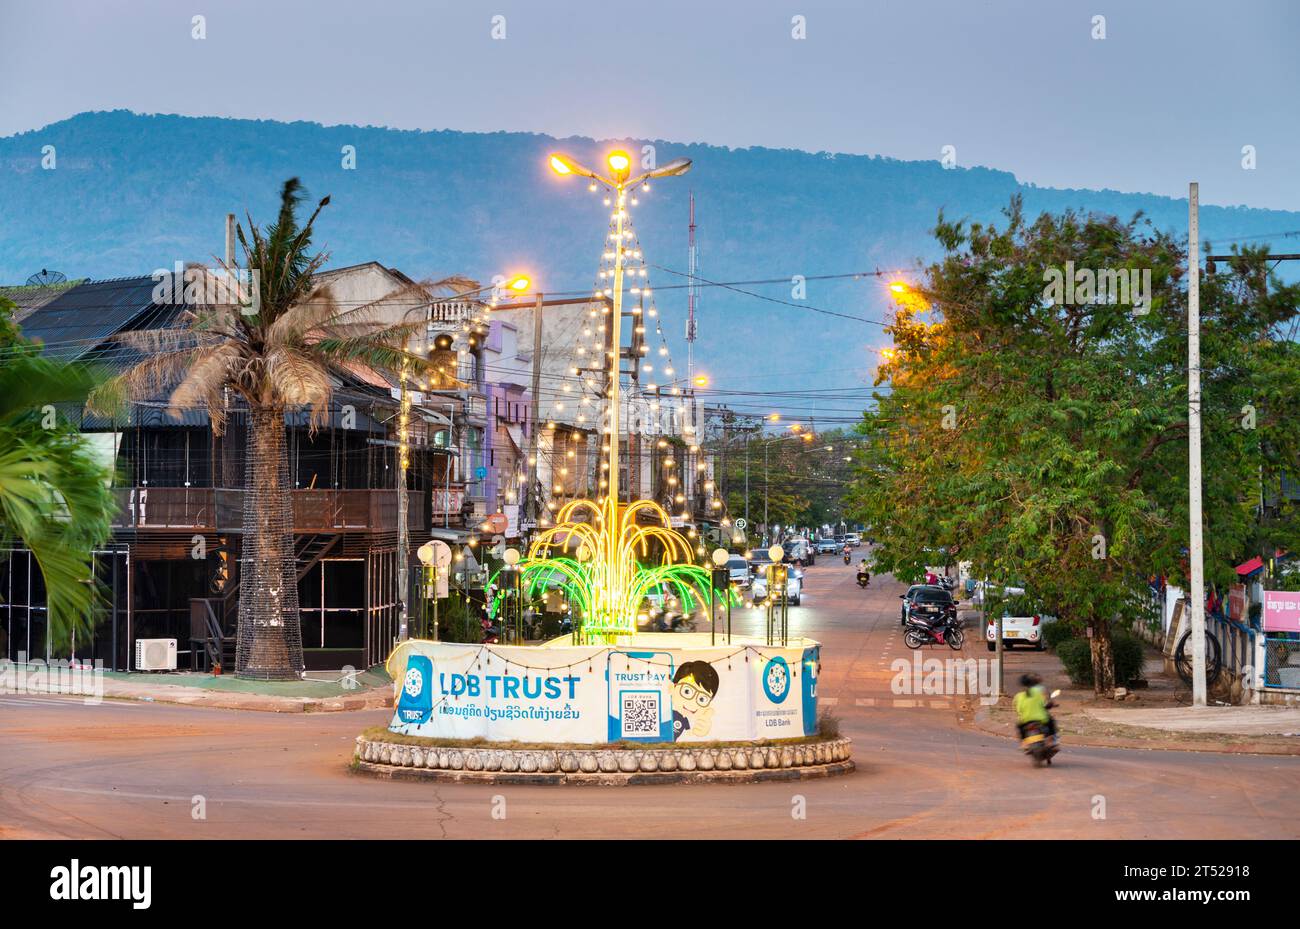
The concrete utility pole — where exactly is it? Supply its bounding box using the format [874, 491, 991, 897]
[225, 213, 236, 269]
[526, 292, 544, 526]
[1188, 181, 1208, 707]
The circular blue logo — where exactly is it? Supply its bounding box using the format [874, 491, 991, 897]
[762, 656, 791, 704]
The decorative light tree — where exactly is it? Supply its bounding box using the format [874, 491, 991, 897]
[495, 150, 714, 644]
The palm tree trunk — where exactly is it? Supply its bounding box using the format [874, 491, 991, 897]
[235, 406, 303, 679]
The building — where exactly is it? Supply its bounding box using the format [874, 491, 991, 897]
[0, 269, 459, 672]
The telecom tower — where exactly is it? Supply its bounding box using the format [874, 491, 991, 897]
[686, 191, 699, 383]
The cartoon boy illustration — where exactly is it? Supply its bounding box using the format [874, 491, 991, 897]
[671, 660, 719, 741]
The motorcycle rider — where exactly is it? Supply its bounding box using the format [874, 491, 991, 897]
[1013, 673, 1057, 742]
[843, 545, 852, 565]
[856, 558, 870, 587]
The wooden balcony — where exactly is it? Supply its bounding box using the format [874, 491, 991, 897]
[111, 487, 432, 533]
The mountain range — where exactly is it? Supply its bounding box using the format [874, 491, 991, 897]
[3, 110, 1298, 400]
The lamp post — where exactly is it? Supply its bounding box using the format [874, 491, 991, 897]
[548, 150, 691, 638]
[710, 546, 730, 646]
[397, 274, 528, 642]
[416, 541, 438, 641]
[488, 290, 615, 532]
[548, 150, 691, 509]
[503, 546, 521, 642]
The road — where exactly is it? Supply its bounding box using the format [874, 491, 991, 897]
[2, 564, 1297, 839]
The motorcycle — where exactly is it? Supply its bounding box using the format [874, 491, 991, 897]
[856, 568, 871, 588]
[843, 551, 852, 565]
[1021, 690, 1062, 767]
[903, 612, 964, 650]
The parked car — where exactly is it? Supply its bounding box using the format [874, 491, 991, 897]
[751, 567, 803, 606]
[726, 554, 751, 590]
[783, 538, 813, 566]
[984, 595, 1054, 651]
[900, 584, 947, 625]
[845, 532, 862, 547]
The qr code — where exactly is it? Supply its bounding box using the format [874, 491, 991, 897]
[620, 692, 661, 738]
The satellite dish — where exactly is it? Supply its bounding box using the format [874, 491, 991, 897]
[26, 269, 66, 286]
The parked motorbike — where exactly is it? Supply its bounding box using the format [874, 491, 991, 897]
[903, 612, 964, 650]
[1021, 690, 1062, 767]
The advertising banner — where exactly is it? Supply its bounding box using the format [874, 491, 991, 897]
[1262, 590, 1300, 634]
[390, 640, 820, 744]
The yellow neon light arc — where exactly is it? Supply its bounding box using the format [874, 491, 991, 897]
[523, 494, 714, 643]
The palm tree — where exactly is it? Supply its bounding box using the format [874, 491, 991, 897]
[121, 179, 440, 679]
[0, 299, 117, 653]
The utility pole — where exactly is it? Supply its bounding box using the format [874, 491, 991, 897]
[224, 214, 236, 270]
[526, 292, 544, 528]
[1188, 181, 1208, 707]
[396, 348, 411, 641]
[744, 432, 750, 528]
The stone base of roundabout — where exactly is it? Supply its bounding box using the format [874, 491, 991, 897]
[353, 734, 855, 785]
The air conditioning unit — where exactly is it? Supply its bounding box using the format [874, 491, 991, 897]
[135, 638, 177, 671]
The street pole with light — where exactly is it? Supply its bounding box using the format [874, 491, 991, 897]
[548, 150, 691, 626]
[397, 275, 528, 642]
[1188, 181, 1208, 707]
[709, 547, 730, 646]
[765, 544, 787, 646]
[488, 288, 615, 531]
[503, 546, 522, 642]
[547, 150, 691, 513]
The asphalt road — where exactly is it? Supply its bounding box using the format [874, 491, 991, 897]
[2, 563, 1297, 839]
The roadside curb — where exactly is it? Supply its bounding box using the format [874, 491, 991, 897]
[354, 758, 856, 786]
[968, 705, 1300, 756]
[97, 686, 393, 714]
[352, 735, 855, 785]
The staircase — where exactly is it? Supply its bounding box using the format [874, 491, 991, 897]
[192, 534, 343, 670]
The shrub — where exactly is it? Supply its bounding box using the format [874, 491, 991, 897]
[1056, 632, 1146, 688]
[1041, 619, 1076, 651]
[818, 711, 841, 739]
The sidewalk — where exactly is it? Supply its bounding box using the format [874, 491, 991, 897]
[97, 668, 394, 713]
[967, 639, 1300, 755]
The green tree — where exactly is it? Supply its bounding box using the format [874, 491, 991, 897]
[849, 198, 1300, 692]
[121, 178, 442, 679]
[0, 297, 117, 651]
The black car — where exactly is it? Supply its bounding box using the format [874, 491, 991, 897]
[907, 587, 958, 628]
[899, 584, 952, 626]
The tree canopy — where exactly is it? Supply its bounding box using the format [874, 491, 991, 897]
[849, 197, 1300, 690]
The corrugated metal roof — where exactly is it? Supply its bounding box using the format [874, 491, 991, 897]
[0, 280, 86, 324]
[16, 275, 179, 361]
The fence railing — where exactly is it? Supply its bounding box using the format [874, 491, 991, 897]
[112, 487, 426, 533]
[1263, 634, 1300, 689]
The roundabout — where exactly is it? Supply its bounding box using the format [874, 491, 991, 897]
[368, 632, 853, 784]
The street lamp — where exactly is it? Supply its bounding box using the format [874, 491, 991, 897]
[710, 546, 731, 645]
[396, 271, 529, 641]
[502, 546, 522, 642]
[548, 149, 692, 511]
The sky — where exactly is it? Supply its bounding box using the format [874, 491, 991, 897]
[2, 0, 1298, 211]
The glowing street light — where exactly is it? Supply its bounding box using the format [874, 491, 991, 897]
[544, 147, 694, 640]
